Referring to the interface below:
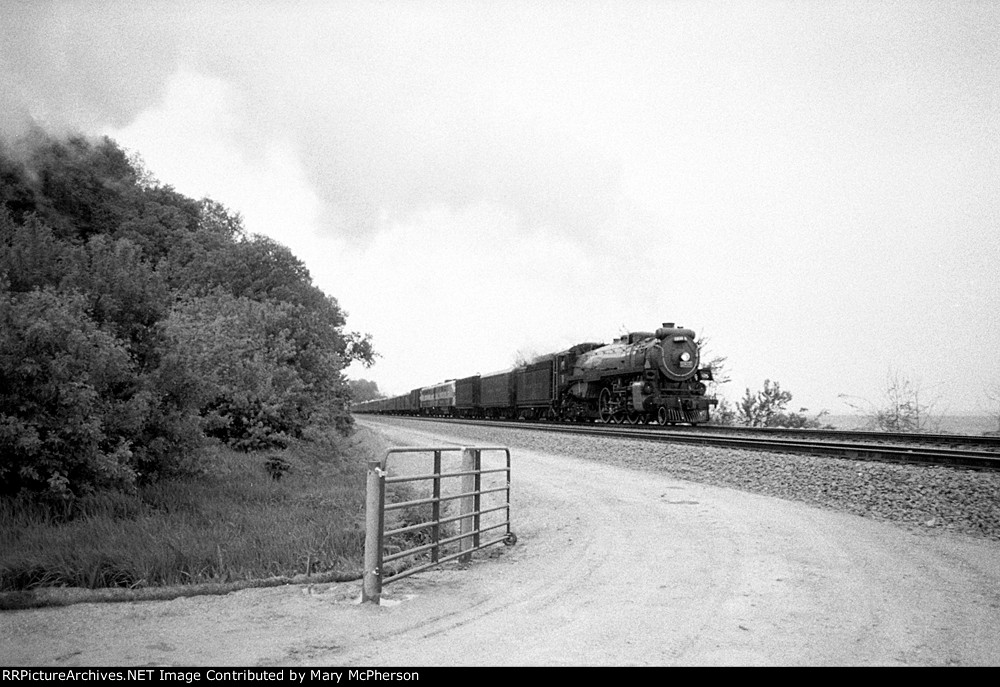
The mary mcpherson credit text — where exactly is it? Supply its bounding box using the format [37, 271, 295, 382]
[2, 671, 420, 683]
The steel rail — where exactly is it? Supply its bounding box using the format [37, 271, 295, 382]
[652, 423, 1000, 450]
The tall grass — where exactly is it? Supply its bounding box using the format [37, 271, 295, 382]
[0, 429, 374, 592]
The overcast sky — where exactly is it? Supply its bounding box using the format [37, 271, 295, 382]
[2, 0, 998, 415]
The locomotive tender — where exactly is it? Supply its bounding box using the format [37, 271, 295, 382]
[354, 322, 717, 425]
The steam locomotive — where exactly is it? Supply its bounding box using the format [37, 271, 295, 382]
[353, 322, 717, 425]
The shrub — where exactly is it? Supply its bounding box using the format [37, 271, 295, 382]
[0, 286, 142, 498]
[738, 379, 829, 429]
[840, 368, 942, 433]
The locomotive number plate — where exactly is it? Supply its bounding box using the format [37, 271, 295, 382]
[679, 361, 693, 368]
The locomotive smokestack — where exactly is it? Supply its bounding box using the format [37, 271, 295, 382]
[662, 322, 674, 328]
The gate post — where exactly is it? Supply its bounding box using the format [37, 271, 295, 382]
[362, 459, 386, 603]
[459, 448, 476, 563]
[431, 450, 442, 563]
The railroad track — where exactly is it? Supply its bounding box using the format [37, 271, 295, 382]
[668, 424, 1000, 451]
[364, 416, 1000, 471]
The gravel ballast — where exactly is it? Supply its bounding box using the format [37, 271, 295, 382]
[366, 417, 1000, 542]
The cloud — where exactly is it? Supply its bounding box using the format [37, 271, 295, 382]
[199, 11, 630, 244]
[0, 3, 181, 137]
[0, 2, 630, 243]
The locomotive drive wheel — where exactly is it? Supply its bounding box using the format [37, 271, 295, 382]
[598, 388, 614, 423]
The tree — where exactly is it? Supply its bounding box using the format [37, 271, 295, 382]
[62, 234, 169, 368]
[0, 211, 79, 292]
[738, 379, 791, 427]
[697, 335, 735, 425]
[710, 397, 738, 426]
[113, 190, 202, 263]
[162, 292, 313, 450]
[1, 127, 378, 500]
[695, 335, 732, 388]
[348, 379, 384, 403]
[0, 213, 203, 497]
[18, 131, 137, 241]
[0, 285, 159, 499]
[738, 379, 829, 428]
[839, 368, 942, 433]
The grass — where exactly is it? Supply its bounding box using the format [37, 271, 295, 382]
[0, 427, 382, 597]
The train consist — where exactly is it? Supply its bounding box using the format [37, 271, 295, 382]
[354, 322, 717, 425]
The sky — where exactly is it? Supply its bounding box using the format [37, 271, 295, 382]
[2, 0, 998, 415]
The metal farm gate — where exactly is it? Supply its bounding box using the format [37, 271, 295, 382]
[362, 446, 515, 603]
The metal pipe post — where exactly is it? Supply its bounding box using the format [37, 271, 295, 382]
[459, 448, 476, 563]
[362, 459, 386, 603]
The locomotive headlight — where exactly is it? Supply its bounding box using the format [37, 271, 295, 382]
[680, 352, 691, 362]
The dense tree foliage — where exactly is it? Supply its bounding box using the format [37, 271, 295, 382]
[737, 379, 830, 429]
[347, 379, 384, 403]
[0, 129, 374, 501]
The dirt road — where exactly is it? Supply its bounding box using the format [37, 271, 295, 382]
[4, 419, 1000, 666]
